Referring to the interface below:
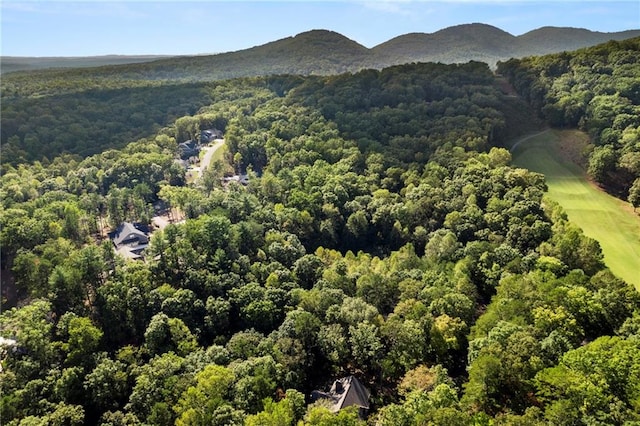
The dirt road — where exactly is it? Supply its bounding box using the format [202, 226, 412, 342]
[200, 139, 225, 173]
[189, 139, 225, 181]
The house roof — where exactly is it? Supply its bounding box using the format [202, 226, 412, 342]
[179, 140, 199, 149]
[116, 244, 148, 260]
[201, 128, 222, 140]
[311, 376, 371, 413]
[178, 140, 200, 160]
[110, 222, 149, 248]
[222, 174, 249, 185]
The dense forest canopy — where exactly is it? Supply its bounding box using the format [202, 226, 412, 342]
[1, 43, 640, 426]
[498, 37, 640, 203]
[1, 83, 213, 164]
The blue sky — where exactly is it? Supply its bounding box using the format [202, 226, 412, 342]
[2, 1, 639, 57]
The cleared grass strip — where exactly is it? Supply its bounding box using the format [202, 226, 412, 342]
[512, 130, 640, 289]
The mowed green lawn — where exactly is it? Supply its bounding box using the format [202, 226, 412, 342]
[511, 130, 640, 289]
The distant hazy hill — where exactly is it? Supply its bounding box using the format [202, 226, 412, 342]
[517, 27, 640, 55]
[2, 25, 638, 85]
[0, 55, 172, 74]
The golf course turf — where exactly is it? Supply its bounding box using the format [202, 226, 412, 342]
[511, 129, 640, 289]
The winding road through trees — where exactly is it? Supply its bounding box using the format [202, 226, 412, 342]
[200, 139, 225, 174]
[187, 138, 225, 182]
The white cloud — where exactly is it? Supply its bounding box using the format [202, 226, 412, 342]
[357, 0, 415, 15]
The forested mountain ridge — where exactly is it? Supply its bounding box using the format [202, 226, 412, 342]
[2, 59, 640, 425]
[371, 23, 516, 69]
[0, 29, 371, 99]
[373, 24, 640, 68]
[372, 24, 640, 67]
[2, 24, 638, 96]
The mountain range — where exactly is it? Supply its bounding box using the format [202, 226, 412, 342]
[371, 24, 640, 68]
[2, 24, 639, 78]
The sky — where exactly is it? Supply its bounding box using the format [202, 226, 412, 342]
[2, 0, 639, 57]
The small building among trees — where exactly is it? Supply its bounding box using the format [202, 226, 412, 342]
[177, 140, 200, 160]
[200, 128, 223, 144]
[109, 222, 150, 260]
[311, 376, 371, 418]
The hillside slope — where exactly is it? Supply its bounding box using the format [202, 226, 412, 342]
[3, 62, 640, 426]
[129, 30, 373, 81]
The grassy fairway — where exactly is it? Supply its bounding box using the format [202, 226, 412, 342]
[511, 129, 640, 289]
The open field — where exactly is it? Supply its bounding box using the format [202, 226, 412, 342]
[511, 129, 640, 289]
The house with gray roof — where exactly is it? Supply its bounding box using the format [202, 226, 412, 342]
[178, 140, 200, 160]
[311, 376, 371, 418]
[109, 222, 150, 260]
[201, 128, 223, 144]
